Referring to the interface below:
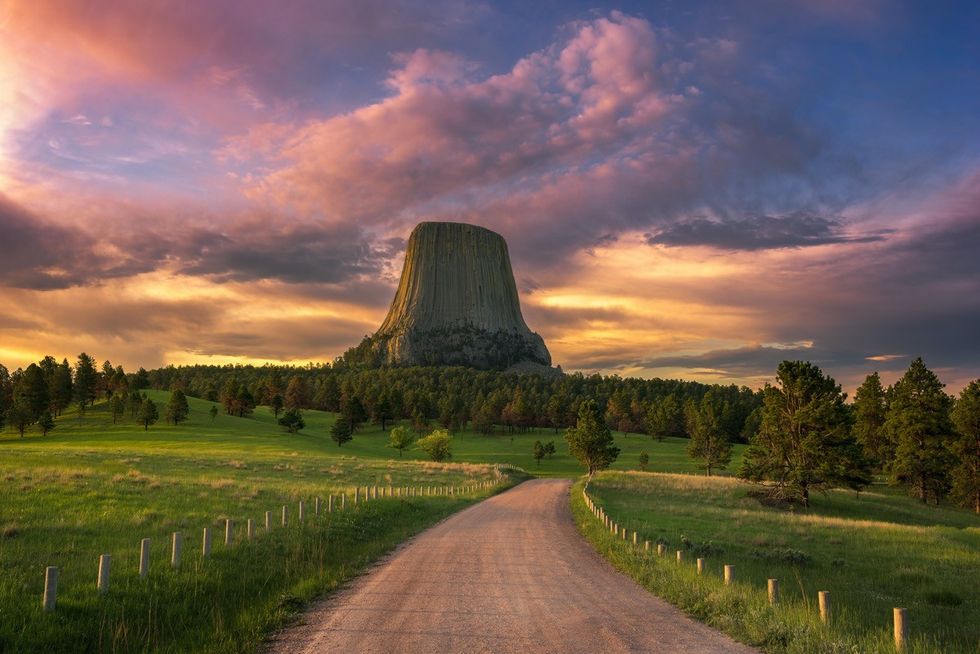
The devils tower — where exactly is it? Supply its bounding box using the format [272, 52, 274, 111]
[367, 221, 552, 370]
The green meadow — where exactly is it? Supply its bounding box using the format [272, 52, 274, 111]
[0, 391, 516, 653]
[575, 471, 980, 654]
[4, 390, 976, 653]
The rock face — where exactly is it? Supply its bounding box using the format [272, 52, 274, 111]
[370, 222, 551, 369]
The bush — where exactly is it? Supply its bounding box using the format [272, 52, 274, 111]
[749, 547, 812, 566]
[417, 429, 452, 462]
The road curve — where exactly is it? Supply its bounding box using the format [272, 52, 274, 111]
[268, 478, 757, 654]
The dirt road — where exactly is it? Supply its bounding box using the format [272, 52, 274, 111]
[269, 478, 757, 653]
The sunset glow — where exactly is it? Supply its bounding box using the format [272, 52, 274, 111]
[1, 1, 978, 391]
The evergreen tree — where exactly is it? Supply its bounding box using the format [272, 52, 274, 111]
[38, 410, 55, 436]
[565, 400, 620, 477]
[387, 425, 414, 457]
[9, 401, 32, 437]
[134, 367, 149, 389]
[950, 380, 980, 513]
[740, 361, 867, 507]
[885, 358, 955, 504]
[340, 392, 367, 432]
[278, 408, 305, 433]
[235, 387, 255, 417]
[14, 363, 49, 422]
[284, 376, 308, 410]
[110, 395, 125, 424]
[544, 441, 556, 458]
[646, 394, 682, 441]
[166, 389, 190, 425]
[853, 372, 890, 470]
[270, 393, 284, 418]
[0, 364, 10, 430]
[638, 451, 649, 471]
[330, 418, 353, 446]
[208, 404, 219, 423]
[686, 392, 732, 476]
[374, 395, 394, 431]
[74, 353, 97, 414]
[49, 360, 73, 416]
[138, 398, 159, 430]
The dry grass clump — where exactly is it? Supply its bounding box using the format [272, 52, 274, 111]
[209, 479, 236, 490]
[227, 460, 248, 469]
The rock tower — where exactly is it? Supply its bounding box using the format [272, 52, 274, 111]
[369, 221, 551, 369]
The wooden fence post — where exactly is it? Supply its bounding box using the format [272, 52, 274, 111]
[676, 550, 683, 563]
[264, 511, 272, 530]
[139, 538, 151, 578]
[644, 540, 650, 552]
[697, 558, 705, 574]
[818, 591, 831, 624]
[202, 527, 212, 558]
[315, 497, 321, 516]
[893, 608, 907, 651]
[328, 495, 334, 513]
[724, 565, 735, 585]
[768, 579, 779, 606]
[171, 532, 183, 569]
[281, 505, 288, 527]
[42, 567, 58, 612]
[247, 519, 255, 541]
[657, 543, 666, 556]
[298, 500, 305, 522]
[97, 555, 111, 594]
[225, 519, 234, 547]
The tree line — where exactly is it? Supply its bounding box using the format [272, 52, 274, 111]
[0, 354, 188, 436]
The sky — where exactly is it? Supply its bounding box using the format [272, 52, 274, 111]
[1, 0, 978, 393]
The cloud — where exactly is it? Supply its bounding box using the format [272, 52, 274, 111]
[645, 212, 892, 250]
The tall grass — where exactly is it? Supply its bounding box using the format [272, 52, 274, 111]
[574, 472, 979, 654]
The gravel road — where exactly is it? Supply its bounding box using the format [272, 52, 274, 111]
[268, 478, 757, 653]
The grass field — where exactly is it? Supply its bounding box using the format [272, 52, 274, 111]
[575, 471, 980, 654]
[0, 391, 517, 653]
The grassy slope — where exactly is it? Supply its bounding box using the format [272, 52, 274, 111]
[575, 471, 980, 654]
[0, 392, 514, 653]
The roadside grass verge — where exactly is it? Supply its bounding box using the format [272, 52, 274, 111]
[573, 472, 979, 654]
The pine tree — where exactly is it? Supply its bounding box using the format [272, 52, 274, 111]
[686, 392, 732, 476]
[270, 393, 284, 418]
[284, 376, 307, 410]
[330, 418, 353, 446]
[564, 400, 620, 477]
[533, 440, 546, 467]
[49, 360, 73, 416]
[138, 398, 159, 431]
[208, 404, 219, 423]
[278, 408, 305, 433]
[166, 389, 190, 425]
[74, 353, 97, 415]
[885, 358, 955, 504]
[110, 395, 125, 424]
[853, 372, 890, 470]
[38, 410, 55, 436]
[14, 363, 49, 422]
[950, 380, 980, 513]
[740, 361, 867, 507]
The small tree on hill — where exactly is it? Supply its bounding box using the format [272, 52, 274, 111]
[138, 398, 159, 431]
[885, 358, 955, 504]
[208, 404, 218, 423]
[639, 451, 649, 471]
[270, 393, 284, 419]
[417, 429, 452, 462]
[38, 410, 55, 436]
[646, 394, 682, 441]
[110, 395, 125, 424]
[166, 389, 190, 425]
[9, 401, 32, 437]
[533, 440, 546, 467]
[544, 441, 556, 458]
[340, 393, 367, 432]
[740, 361, 868, 507]
[950, 379, 980, 513]
[330, 418, 353, 446]
[686, 392, 732, 476]
[278, 408, 305, 433]
[388, 425, 414, 457]
[128, 391, 143, 418]
[565, 400, 620, 478]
